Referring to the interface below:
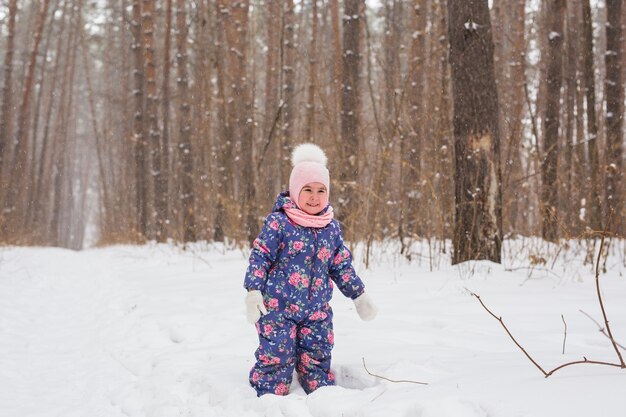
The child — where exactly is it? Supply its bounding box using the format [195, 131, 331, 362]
[244, 143, 378, 397]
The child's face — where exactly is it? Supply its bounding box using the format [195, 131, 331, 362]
[297, 182, 328, 215]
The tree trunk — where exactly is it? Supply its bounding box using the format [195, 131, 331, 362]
[541, 0, 565, 242]
[0, 0, 18, 191]
[3, 0, 51, 241]
[339, 0, 364, 238]
[447, 0, 503, 264]
[175, 0, 196, 242]
[264, 0, 281, 195]
[563, 0, 579, 234]
[131, 0, 148, 238]
[304, 0, 319, 141]
[581, 0, 602, 231]
[281, 0, 296, 188]
[604, 0, 623, 233]
[213, 3, 231, 242]
[143, 0, 166, 241]
[162, 0, 173, 235]
[330, 0, 342, 133]
[400, 0, 427, 242]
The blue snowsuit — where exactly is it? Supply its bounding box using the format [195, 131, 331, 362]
[244, 192, 365, 396]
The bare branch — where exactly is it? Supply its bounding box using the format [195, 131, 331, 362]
[467, 290, 548, 376]
[362, 357, 428, 385]
[593, 225, 626, 367]
[469, 289, 625, 378]
[546, 359, 624, 377]
[561, 314, 567, 355]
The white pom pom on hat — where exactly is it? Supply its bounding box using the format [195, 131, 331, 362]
[289, 143, 330, 201]
[291, 143, 328, 167]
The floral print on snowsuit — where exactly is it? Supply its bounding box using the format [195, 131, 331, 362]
[244, 192, 365, 396]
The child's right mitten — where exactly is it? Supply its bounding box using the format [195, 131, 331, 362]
[354, 292, 378, 321]
[245, 290, 268, 324]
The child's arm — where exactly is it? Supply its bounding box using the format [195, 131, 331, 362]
[244, 214, 282, 292]
[328, 228, 365, 299]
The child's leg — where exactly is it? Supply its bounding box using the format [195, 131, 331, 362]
[296, 306, 335, 394]
[250, 311, 297, 396]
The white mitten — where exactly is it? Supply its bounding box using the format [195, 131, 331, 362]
[354, 293, 378, 321]
[246, 290, 268, 324]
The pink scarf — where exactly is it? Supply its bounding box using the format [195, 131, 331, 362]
[284, 205, 334, 228]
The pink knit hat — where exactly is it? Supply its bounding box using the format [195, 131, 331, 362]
[289, 143, 330, 202]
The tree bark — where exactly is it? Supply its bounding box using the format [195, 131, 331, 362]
[541, 0, 565, 242]
[581, 0, 602, 231]
[264, 0, 281, 195]
[142, 0, 166, 241]
[305, 0, 319, 141]
[3, 0, 51, 240]
[175, 0, 196, 242]
[162, 0, 173, 234]
[563, 0, 580, 234]
[281, 0, 296, 188]
[400, 0, 427, 242]
[131, 0, 148, 238]
[604, 0, 623, 233]
[0, 0, 18, 191]
[447, 0, 503, 264]
[339, 0, 364, 238]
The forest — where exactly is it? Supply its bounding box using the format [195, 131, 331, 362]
[0, 0, 623, 258]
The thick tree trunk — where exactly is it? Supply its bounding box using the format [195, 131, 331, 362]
[447, 0, 503, 264]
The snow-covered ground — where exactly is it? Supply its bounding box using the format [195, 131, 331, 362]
[1, 239, 625, 417]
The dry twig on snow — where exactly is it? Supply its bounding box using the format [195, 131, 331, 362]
[362, 358, 428, 385]
[561, 314, 567, 355]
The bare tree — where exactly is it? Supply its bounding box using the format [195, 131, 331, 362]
[175, 0, 195, 242]
[0, 0, 18, 191]
[581, 0, 602, 231]
[131, 0, 148, 238]
[143, 0, 166, 241]
[162, 0, 173, 233]
[3, 0, 51, 241]
[604, 0, 623, 233]
[339, 0, 364, 237]
[562, 0, 581, 234]
[281, 0, 296, 188]
[447, 0, 503, 264]
[541, 0, 566, 242]
[304, 0, 319, 140]
[399, 0, 427, 245]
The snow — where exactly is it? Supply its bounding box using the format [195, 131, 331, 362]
[1, 240, 625, 417]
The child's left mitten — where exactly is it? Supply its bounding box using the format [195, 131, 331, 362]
[354, 293, 378, 321]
